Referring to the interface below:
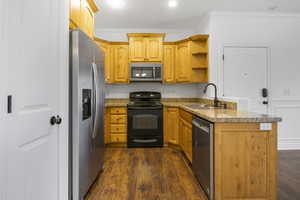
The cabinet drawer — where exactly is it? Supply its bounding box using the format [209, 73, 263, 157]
[110, 115, 126, 124]
[110, 134, 127, 143]
[110, 107, 127, 115]
[110, 124, 126, 133]
[179, 109, 192, 123]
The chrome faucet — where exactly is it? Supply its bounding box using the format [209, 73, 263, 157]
[204, 83, 219, 107]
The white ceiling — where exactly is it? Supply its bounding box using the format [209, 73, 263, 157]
[94, 0, 300, 29]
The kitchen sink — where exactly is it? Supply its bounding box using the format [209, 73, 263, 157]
[184, 104, 224, 110]
[184, 104, 214, 109]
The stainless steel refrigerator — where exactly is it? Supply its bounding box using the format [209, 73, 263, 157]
[69, 30, 105, 200]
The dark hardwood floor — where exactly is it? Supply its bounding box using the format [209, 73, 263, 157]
[278, 150, 300, 200]
[85, 148, 207, 200]
[85, 148, 300, 200]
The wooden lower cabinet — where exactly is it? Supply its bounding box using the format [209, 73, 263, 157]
[178, 109, 193, 163]
[163, 107, 277, 200]
[214, 123, 277, 200]
[105, 107, 127, 144]
[164, 107, 192, 163]
[164, 107, 179, 145]
[180, 118, 192, 162]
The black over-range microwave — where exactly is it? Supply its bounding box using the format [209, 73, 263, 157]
[130, 63, 162, 82]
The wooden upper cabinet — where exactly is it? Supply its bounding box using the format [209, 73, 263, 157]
[176, 42, 191, 82]
[128, 33, 165, 62]
[129, 37, 145, 62]
[163, 45, 176, 83]
[95, 39, 113, 83]
[145, 37, 163, 61]
[70, 0, 81, 27]
[69, 0, 98, 39]
[112, 45, 129, 83]
[80, 0, 94, 38]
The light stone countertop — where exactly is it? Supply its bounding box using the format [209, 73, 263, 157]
[105, 100, 282, 123]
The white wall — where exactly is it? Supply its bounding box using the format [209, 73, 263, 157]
[197, 12, 300, 149]
[105, 83, 203, 99]
[95, 28, 196, 41]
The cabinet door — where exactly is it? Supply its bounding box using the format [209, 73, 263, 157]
[145, 37, 163, 62]
[214, 123, 277, 200]
[165, 108, 179, 145]
[129, 37, 145, 62]
[97, 42, 113, 83]
[176, 42, 190, 82]
[178, 118, 184, 148]
[186, 125, 192, 162]
[163, 45, 176, 83]
[104, 108, 110, 144]
[80, 0, 94, 38]
[70, 0, 81, 27]
[113, 45, 129, 83]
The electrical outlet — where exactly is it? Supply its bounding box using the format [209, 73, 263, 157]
[260, 123, 272, 131]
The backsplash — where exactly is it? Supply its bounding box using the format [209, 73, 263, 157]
[105, 83, 205, 99]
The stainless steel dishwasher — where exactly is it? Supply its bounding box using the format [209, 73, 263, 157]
[192, 116, 214, 200]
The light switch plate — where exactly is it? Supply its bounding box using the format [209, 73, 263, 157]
[260, 123, 272, 131]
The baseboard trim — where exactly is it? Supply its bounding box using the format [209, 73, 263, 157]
[278, 138, 300, 150]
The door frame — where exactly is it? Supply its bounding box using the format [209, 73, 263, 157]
[58, 0, 70, 199]
[221, 45, 272, 113]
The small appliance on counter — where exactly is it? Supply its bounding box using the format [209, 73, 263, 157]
[127, 91, 163, 147]
[130, 63, 162, 82]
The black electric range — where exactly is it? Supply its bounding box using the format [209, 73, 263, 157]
[127, 91, 163, 148]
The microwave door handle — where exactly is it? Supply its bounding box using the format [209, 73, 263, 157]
[153, 66, 155, 79]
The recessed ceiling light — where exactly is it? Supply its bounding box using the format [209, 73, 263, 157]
[168, 0, 178, 8]
[107, 0, 125, 9]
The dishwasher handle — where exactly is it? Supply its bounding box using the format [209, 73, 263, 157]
[192, 120, 210, 134]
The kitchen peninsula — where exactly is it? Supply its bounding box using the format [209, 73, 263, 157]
[105, 98, 281, 200]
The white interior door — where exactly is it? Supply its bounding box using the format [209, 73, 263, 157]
[0, 0, 9, 198]
[223, 47, 269, 114]
[3, 0, 66, 199]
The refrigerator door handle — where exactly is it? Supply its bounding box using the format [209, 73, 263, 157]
[91, 62, 99, 139]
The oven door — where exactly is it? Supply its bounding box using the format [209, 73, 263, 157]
[127, 107, 163, 146]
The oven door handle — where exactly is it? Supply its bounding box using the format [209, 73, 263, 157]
[128, 106, 162, 110]
[133, 139, 158, 143]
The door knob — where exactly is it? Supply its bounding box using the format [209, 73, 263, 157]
[50, 116, 57, 125]
[56, 115, 62, 125]
[50, 115, 62, 125]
